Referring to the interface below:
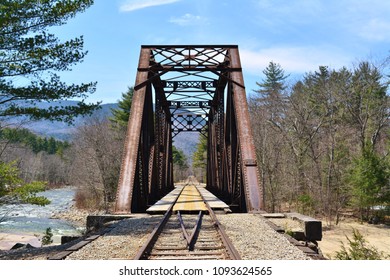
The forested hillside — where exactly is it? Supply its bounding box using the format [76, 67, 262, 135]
[0, 127, 70, 154]
[249, 61, 389, 224]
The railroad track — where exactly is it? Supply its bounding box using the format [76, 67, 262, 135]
[134, 185, 241, 260]
[48, 184, 240, 260]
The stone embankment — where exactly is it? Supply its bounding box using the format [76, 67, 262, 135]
[51, 206, 104, 228]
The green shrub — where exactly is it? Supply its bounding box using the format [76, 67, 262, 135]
[41, 227, 53, 245]
[297, 193, 315, 214]
[334, 228, 387, 260]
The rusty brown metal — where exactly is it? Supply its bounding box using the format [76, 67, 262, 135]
[229, 48, 264, 212]
[114, 47, 150, 213]
[114, 45, 264, 213]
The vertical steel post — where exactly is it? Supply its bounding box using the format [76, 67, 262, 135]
[114, 47, 150, 213]
[229, 47, 264, 212]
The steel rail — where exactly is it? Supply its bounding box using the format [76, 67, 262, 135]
[133, 184, 241, 260]
[196, 186, 242, 260]
[177, 210, 203, 250]
[177, 211, 191, 244]
[133, 186, 185, 260]
[188, 211, 203, 250]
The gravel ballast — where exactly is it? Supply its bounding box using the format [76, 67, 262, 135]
[67, 213, 310, 260]
[217, 214, 310, 260]
[1, 213, 312, 260]
[66, 214, 161, 260]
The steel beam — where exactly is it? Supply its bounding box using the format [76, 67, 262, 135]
[229, 48, 264, 211]
[114, 47, 150, 213]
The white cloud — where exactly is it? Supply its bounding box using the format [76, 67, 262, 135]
[169, 13, 208, 26]
[332, 1, 390, 42]
[119, 0, 180, 12]
[358, 18, 390, 42]
[240, 46, 351, 74]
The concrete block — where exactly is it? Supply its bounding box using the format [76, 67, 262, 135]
[286, 212, 322, 241]
[86, 214, 132, 232]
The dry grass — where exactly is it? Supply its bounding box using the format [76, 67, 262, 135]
[318, 219, 390, 260]
[74, 189, 101, 210]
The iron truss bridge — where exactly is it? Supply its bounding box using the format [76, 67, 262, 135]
[114, 45, 264, 213]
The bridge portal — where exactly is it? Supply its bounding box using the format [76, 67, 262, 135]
[114, 45, 263, 213]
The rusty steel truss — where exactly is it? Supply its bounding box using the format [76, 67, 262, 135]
[114, 45, 264, 213]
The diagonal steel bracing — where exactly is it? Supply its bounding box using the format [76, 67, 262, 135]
[114, 45, 264, 213]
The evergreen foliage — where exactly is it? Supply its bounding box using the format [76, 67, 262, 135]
[192, 135, 207, 182]
[172, 145, 188, 169]
[110, 87, 134, 128]
[334, 228, 387, 260]
[193, 135, 207, 169]
[0, 127, 70, 154]
[172, 145, 189, 181]
[348, 147, 390, 220]
[0, 161, 50, 206]
[0, 160, 21, 195]
[0, 0, 99, 124]
[13, 181, 50, 206]
[255, 61, 289, 96]
[41, 227, 53, 245]
[250, 60, 389, 218]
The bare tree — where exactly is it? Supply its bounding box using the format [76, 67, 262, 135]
[69, 117, 125, 211]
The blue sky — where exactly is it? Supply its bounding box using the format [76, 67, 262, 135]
[52, 0, 390, 104]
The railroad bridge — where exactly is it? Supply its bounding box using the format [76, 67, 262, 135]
[45, 46, 324, 260]
[114, 45, 263, 214]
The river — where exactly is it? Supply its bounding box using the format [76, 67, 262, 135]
[0, 187, 84, 249]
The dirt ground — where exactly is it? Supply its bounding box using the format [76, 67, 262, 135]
[0, 233, 41, 250]
[317, 220, 390, 259]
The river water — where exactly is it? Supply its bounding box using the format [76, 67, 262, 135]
[0, 188, 84, 247]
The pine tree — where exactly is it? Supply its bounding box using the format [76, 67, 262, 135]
[0, 0, 99, 124]
[348, 147, 390, 221]
[254, 61, 289, 122]
[255, 61, 289, 96]
[193, 135, 207, 169]
[110, 87, 134, 128]
[47, 137, 57, 154]
[192, 135, 207, 182]
[172, 145, 188, 169]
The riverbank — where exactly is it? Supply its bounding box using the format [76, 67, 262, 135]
[0, 187, 86, 251]
[0, 232, 41, 250]
[0, 203, 107, 251]
[51, 205, 103, 227]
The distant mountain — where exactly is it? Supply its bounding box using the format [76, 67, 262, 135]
[32, 103, 119, 140]
[173, 132, 199, 164]
[1, 101, 200, 159]
[1, 101, 118, 141]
